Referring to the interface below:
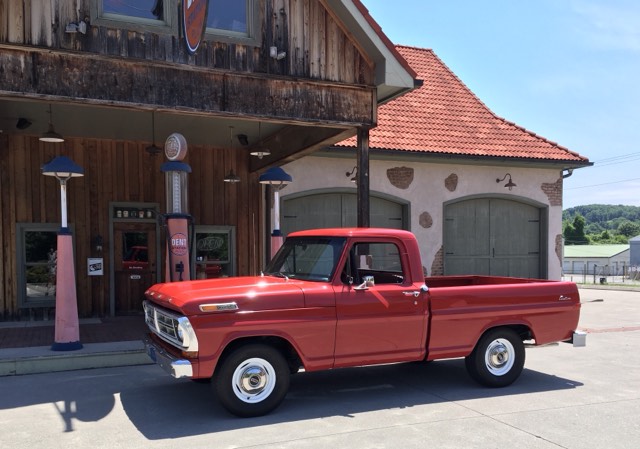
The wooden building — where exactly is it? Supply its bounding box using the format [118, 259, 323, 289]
[0, 0, 417, 320]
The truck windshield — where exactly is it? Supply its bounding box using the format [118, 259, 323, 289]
[264, 237, 346, 282]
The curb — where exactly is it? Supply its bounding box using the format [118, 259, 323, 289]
[0, 340, 152, 376]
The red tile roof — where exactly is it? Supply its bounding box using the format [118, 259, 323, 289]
[337, 45, 589, 164]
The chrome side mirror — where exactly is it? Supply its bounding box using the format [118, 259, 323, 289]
[354, 275, 375, 291]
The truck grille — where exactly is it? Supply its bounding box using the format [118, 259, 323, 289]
[144, 300, 192, 350]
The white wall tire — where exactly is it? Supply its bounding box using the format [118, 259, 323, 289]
[465, 328, 525, 387]
[215, 344, 290, 417]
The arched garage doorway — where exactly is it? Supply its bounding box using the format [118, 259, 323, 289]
[282, 191, 408, 235]
[444, 197, 547, 278]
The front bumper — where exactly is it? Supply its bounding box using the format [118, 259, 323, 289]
[144, 336, 193, 378]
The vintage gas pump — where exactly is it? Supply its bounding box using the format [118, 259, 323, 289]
[161, 133, 193, 282]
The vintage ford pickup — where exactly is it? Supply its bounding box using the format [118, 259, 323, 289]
[143, 228, 584, 417]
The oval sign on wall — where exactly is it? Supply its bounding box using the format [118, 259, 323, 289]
[182, 0, 209, 54]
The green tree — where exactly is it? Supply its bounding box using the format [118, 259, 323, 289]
[564, 214, 588, 244]
[617, 220, 640, 238]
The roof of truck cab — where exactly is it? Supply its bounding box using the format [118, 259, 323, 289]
[287, 228, 415, 239]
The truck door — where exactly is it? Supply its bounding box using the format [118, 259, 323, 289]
[334, 241, 427, 367]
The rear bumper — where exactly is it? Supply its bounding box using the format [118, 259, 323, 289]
[143, 336, 193, 378]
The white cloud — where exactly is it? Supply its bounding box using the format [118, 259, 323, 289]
[570, 0, 640, 51]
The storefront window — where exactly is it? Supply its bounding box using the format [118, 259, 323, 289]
[193, 226, 235, 278]
[17, 224, 60, 308]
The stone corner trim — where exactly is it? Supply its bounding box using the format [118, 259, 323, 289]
[541, 178, 563, 206]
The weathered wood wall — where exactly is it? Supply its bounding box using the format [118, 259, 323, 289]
[0, 0, 374, 85]
[0, 133, 262, 319]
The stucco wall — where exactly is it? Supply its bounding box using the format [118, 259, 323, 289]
[275, 155, 565, 280]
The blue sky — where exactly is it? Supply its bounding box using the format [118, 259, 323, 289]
[364, 0, 640, 209]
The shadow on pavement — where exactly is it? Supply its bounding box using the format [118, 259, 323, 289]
[119, 359, 583, 439]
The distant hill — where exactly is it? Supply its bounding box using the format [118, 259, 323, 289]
[563, 204, 640, 241]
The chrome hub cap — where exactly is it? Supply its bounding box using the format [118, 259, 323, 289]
[485, 338, 515, 376]
[232, 358, 277, 403]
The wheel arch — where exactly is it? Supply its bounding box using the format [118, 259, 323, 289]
[215, 335, 303, 375]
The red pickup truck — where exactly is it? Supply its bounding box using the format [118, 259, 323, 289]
[143, 228, 584, 417]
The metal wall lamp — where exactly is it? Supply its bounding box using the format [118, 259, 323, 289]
[346, 166, 358, 183]
[40, 104, 64, 143]
[496, 173, 516, 190]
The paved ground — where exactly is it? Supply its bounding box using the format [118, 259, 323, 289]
[0, 287, 638, 448]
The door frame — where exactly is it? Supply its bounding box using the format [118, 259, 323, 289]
[442, 194, 549, 278]
[109, 202, 161, 316]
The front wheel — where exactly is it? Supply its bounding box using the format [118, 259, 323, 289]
[215, 344, 290, 417]
[465, 328, 525, 388]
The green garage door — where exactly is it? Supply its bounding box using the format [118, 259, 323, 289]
[444, 198, 542, 278]
[282, 193, 405, 235]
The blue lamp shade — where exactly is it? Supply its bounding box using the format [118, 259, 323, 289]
[259, 167, 292, 185]
[41, 156, 84, 178]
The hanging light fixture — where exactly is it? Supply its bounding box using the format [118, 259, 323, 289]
[224, 125, 241, 183]
[250, 122, 271, 159]
[40, 104, 64, 143]
[224, 169, 241, 183]
[145, 111, 162, 155]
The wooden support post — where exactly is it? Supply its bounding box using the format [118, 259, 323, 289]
[357, 127, 370, 228]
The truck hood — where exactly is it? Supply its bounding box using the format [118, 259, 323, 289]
[145, 276, 309, 315]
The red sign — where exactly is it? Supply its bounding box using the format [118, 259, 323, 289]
[170, 232, 189, 256]
[182, 0, 208, 54]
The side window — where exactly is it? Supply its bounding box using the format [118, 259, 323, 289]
[346, 242, 405, 285]
[207, 0, 247, 34]
[93, 0, 171, 29]
[205, 0, 260, 45]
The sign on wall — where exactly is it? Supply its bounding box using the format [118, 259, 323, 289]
[182, 0, 209, 54]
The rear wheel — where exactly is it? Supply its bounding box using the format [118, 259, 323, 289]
[215, 344, 290, 417]
[465, 328, 525, 387]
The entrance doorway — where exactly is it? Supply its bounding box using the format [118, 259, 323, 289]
[113, 222, 158, 314]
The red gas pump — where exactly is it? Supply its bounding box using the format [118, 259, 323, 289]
[161, 133, 193, 282]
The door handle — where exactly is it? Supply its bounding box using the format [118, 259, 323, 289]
[402, 291, 420, 297]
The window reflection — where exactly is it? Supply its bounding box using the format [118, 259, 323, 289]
[207, 0, 247, 33]
[103, 0, 164, 20]
[122, 232, 149, 270]
[24, 231, 57, 298]
[194, 228, 234, 278]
